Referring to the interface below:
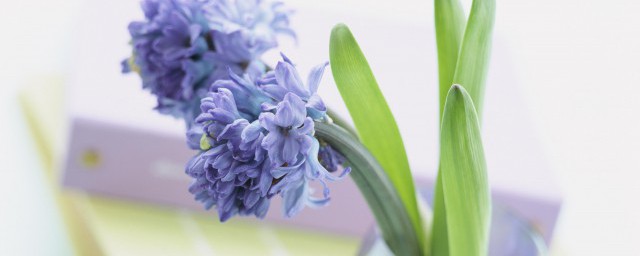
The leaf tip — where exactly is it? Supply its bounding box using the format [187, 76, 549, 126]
[448, 84, 467, 99]
[331, 23, 350, 34]
[444, 84, 477, 114]
[330, 23, 354, 45]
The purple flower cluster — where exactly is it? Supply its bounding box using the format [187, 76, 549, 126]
[186, 54, 349, 221]
[124, 0, 348, 222]
[122, 0, 293, 121]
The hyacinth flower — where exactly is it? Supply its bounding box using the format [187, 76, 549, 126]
[205, 0, 295, 63]
[185, 54, 349, 221]
[258, 55, 328, 120]
[122, 0, 293, 122]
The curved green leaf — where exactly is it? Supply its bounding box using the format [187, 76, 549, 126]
[314, 122, 421, 256]
[329, 23, 425, 253]
[440, 85, 491, 256]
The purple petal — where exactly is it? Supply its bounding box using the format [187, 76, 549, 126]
[306, 94, 327, 120]
[275, 61, 309, 98]
[241, 120, 263, 142]
[274, 93, 306, 127]
[255, 199, 270, 218]
[258, 113, 278, 133]
[282, 137, 300, 165]
[244, 190, 261, 208]
[295, 118, 315, 136]
[306, 62, 328, 94]
[283, 180, 307, 218]
[274, 100, 295, 126]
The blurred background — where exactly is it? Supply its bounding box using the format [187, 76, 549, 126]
[1, 0, 639, 255]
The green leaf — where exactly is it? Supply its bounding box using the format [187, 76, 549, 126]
[430, 173, 449, 256]
[432, 0, 495, 255]
[314, 122, 421, 256]
[436, 0, 466, 119]
[451, 0, 496, 119]
[432, 1, 466, 255]
[440, 85, 491, 256]
[329, 23, 425, 253]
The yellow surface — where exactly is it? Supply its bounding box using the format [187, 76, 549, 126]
[19, 77, 104, 256]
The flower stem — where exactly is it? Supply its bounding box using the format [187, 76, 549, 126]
[314, 122, 422, 256]
[326, 108, 359, 139]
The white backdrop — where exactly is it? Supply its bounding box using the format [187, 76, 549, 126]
[1, 0, 639, 255]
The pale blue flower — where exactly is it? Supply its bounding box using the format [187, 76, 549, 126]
[122, 0, 218, 119]
[210, 67, 273, 120]
[185, 123, 204, 150]
[205, 0, 295, 62]
[269, 139, 350, 217]
[258, 92, 349, 217]
[318, 143, 346, 173]
[187, 88, 274, 221]
[123, 0, 294, 121]
[258, 53, 328, 119]
[259, 93, 314, 166]
[185, 54, 348, 221]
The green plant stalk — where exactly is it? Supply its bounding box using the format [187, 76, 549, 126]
[314, 122, 421, 256]
[439, 85, 491, 256]
[329, 23, 425, 253]
[432, 0, 466, 255]
[326, 108, 359, 139]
